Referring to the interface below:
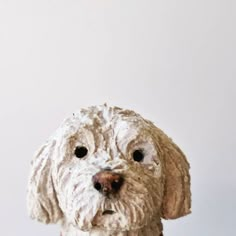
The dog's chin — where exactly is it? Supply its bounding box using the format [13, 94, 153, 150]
[92, 196, 155, 231]
[69, 184, 159, 232]
[71, 199, 153, 232]
[91, 209, 147, 231]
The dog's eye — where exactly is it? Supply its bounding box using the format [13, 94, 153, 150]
[74, 146, 88, 158]
[132, 149, 144, 162]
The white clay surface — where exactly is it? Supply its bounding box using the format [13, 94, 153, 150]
[27, 105, 191, 235]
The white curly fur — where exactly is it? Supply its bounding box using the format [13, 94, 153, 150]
[27, 105, 191, 236]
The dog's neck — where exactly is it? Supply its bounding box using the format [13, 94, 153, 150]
[60, 219, 163, 236]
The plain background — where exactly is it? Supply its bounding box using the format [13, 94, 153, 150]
[0, 0, 235, 235]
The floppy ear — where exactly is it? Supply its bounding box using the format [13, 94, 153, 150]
[27, 138, 63, 224]
[154, 127, 191, 219]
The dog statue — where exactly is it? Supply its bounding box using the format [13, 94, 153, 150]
[27, 105, 191, 236]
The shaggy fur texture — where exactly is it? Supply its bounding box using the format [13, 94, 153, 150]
[27, 105, 191, 235]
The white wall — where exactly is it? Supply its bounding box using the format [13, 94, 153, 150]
[0, 0, 235, 235]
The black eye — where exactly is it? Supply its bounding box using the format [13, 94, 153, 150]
[132, 149, 144, 162]
[74, 146, 88, 158]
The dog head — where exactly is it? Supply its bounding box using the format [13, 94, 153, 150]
[27, 105, 191, 231]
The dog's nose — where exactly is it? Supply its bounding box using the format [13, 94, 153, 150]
[92, 170, 124, 195]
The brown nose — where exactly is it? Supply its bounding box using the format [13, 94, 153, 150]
[92, 170, 124, 195]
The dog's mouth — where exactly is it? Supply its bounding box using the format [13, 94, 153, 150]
[92, 209, 117, 227]
[102, 209, 116, 215]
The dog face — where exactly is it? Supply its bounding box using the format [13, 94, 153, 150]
[27, 105, 191, 232]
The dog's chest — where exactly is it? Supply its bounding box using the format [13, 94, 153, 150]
[61, 219, 163, 236]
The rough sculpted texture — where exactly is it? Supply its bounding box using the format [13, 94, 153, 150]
[27, 105, 191, 235]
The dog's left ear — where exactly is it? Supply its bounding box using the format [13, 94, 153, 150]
[27, 138, 63, 224]
[154, 127, 191, 219]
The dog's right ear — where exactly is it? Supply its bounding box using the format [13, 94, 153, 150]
[27, 138, 63, 224]
[154, 127, 191, 219]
